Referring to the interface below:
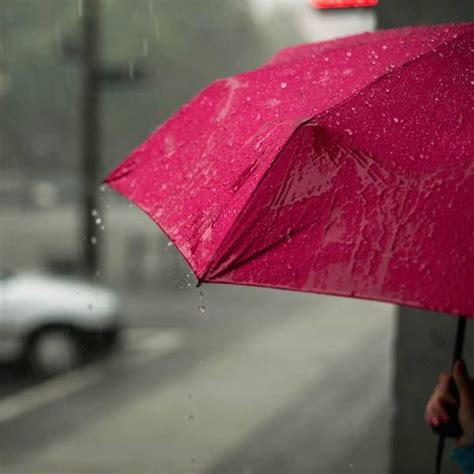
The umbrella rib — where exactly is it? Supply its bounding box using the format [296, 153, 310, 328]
[200, 118, 315, 281]
[206, 129, 385, 281]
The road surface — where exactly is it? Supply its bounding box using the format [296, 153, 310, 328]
[0, 283, 395, 474]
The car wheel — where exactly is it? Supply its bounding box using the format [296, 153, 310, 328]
[28, 327, 82, 376]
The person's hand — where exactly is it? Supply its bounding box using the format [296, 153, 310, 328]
[425, 360, 474, 447]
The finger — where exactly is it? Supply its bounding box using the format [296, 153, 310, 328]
[439, 393, 459, 407]
[426, 401, 450, 424]
[453, 359, 473, 407]
[436, 373, 451, 394]
[426, 415, 440, 427]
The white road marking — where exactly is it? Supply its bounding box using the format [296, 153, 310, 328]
[0, 328, 183, 425]
[0, 366, 103, 425]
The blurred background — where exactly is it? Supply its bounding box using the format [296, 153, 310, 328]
[0, 1, 472, 473]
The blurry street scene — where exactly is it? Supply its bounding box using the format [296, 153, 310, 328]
[0, 1, 472, 473]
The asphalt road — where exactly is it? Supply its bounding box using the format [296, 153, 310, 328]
[0, 283, 395, 474]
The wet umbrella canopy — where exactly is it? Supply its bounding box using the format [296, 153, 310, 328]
[106, 23, 474, 318]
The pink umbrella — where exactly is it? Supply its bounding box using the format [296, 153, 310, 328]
[107, 23, 473, 318]
[106, 22, 473, 468]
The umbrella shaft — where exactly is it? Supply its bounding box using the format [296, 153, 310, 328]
[452, 317, 467, 366]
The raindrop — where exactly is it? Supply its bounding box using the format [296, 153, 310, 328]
[91, 236, 97, 245]
[77, 0, 83, 17]
[471, 80, 474, 85]
[142, 39, 149, 56]
[346, 51, 352, 58]
[153, 18, 160, 40]
[344, 129, 353, 136]
[128, 61, 135, 79]
[280, 82, 288, 89]
[381, 45, 388, 50]
[95, 218, 102, 224]
[393, 117, 399, 124]
[323, 56, 329, 62]
[198, 305, 206, 314]
[167, 241, 173, 247]
[99, 184, 106, 192]
[91, 209, 98, 217]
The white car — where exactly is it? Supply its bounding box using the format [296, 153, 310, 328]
[0, 270, 122, 375]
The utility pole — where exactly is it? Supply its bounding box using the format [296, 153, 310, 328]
[62, 0, 147, 279]
[81, 0, 101, 279]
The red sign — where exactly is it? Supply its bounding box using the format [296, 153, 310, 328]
[309, 0, 378, 8]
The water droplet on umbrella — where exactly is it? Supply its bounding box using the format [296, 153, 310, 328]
[280, 82, 287, 89]
[344, 129, 353, 135]
[393, 117, 399, 123]
[346, 51, 352, 57]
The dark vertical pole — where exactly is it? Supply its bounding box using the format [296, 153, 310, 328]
[81, 0, 101, 278]
[435, 317, 468, 474]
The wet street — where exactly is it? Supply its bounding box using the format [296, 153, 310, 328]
[0, 279, 395, 474]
